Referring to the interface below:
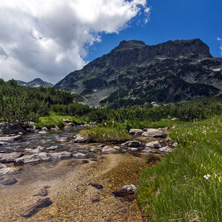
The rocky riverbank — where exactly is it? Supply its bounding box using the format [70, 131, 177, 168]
[0, 124, 176, 221]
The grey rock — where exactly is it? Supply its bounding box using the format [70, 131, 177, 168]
[49, 151, 72, 160]
[130, 148, 138, 152]
[0, 152, 22, 163]
[102, 146, 117, 153]
[142, 128, 166, 137]
[15, 154, 41, 164]
[112, 184, 136, 197]
[20, 198, 52, 218]
[73, 134, 87, 143]
[0, 167, 11, 175]
[74, 153, 86, 159]
[38, 153, 51, 161]
[23, 148, 41, 155]
[129, 129, 143, 135]
[146, 141, 161, 148]
[172, 142, 178, 147]
[121, 141, 142, 147]
[47, 146, 59, 151]
[1, 178, 18, 186]
[159, 146, 174, 153]
[0, 135, 22, 142]
[41, 127, 48, 131]
[0, 163, 6, 169]
[39, 131, 47, 134]
[51, 126, 59, 131]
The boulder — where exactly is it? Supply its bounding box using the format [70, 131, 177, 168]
[112, 184, 136, 197]
[0, 167, 11, 175]
[159, 146, 174, 153]
[15, 154, 41, 164]
[38, 153, 51, 161]
[129, 129, 143, 135]
[47, 146, 59, 151]
[20, 198, 52, 218]
[146, 141, 161, 148]
[49, 151, 72, 160]
[142, 128, 166, 137]
[73, 134, 87, 143]
[0, 163, 6, 169]
[121, 140, 142, 147]
[130, 148, 138, 152]
[1, 178, 18, 186]
[23, 148, 41, 155]
[51, 126, 59, 131]
[102, 146, 117, 154]
[0, 167, 21, 175]
[74, 153, 86, 159]
[0, 135, 22, 142]
[172, 142, 178, 147]
[0, 152, 22, 163]
[41, 127, 48, 131]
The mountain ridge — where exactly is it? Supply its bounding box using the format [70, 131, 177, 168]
[16, 78, 54, 88]
[54, 39, 222, 107]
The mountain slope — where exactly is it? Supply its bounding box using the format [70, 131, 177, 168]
[54, 39, 222, 107]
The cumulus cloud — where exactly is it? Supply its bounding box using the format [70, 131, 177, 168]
[0, 0, 149, 83]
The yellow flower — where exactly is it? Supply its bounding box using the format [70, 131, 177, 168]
[193, 141, 196, 143]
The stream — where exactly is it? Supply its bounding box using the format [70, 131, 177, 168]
[0, 128, 167, 221]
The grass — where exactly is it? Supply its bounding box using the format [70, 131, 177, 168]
[99, 118, 182, 131]
[80, 126, 131, 143]
[36, 114, 85, 128]
[137, 115, 222, 221]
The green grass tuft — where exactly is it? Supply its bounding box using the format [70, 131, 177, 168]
[36, 114, 85, 128]
[80, 126, 131, 143]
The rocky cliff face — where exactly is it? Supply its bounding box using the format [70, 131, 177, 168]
[54, 39, 222, 107]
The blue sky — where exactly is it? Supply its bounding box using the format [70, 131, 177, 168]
[87, 0, 222, 61]
[0, 0, 221, 83]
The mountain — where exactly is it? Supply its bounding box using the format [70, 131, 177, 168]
[54, 39, 222, 107]
[16, 78, 54, 88]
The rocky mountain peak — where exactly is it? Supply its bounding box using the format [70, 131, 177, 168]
[115, 40, 146, 51]
[54, 38, 222, 107]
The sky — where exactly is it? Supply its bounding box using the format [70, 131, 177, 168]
[0, 0, 221, 84]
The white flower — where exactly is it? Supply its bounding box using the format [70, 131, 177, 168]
[203, 174, 211, 180]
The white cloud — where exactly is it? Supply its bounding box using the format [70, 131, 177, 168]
[217, 37, 222, 56]
[0, 0, 149, 83]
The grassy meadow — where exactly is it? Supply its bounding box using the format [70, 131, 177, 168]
[137, 115, 222, 221]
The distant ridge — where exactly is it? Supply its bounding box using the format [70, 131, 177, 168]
[16, 78, 54, 88]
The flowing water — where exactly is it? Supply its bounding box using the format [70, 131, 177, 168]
[0, 128, 164, 221]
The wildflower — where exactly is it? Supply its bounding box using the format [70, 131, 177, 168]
[193, 141, 196, 143]
[203, 174, 211, 180]
[202, 130, 207, 134]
